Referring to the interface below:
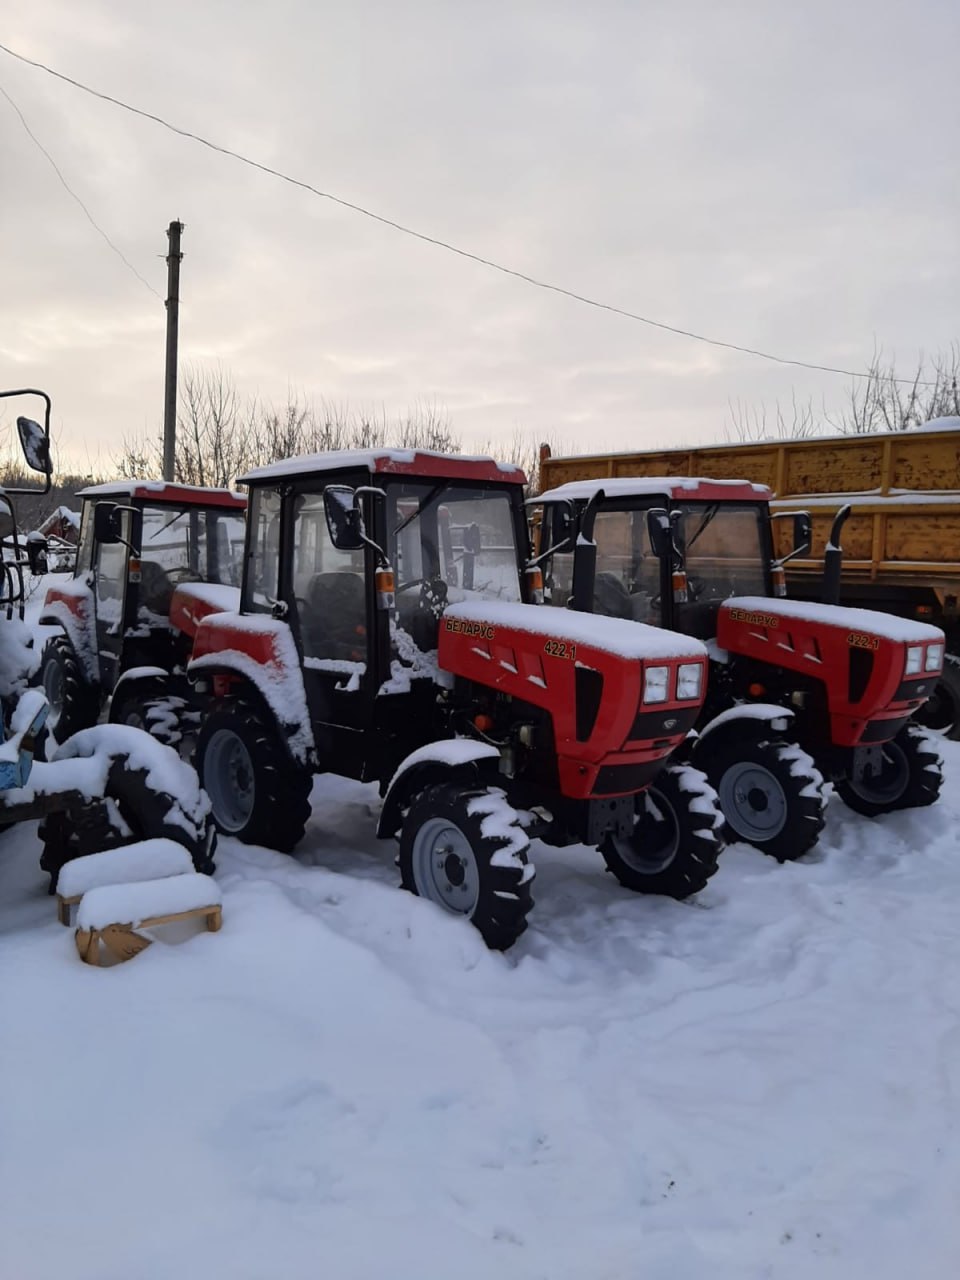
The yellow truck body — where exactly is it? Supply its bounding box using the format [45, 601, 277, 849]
[539, 427, 960, 616]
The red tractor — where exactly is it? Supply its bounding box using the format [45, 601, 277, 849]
[532, 476, 945, 862]
[164, 450, 724, 948]
[39, 481, 246, 745]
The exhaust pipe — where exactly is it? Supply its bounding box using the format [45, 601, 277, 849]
[823, 504, 852, 606]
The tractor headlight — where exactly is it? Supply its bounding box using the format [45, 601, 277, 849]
[643, 665, 670, 704]
[676, 662, 703, 701]
[905, 646, 924, 676]
[925, 643, 944, 672]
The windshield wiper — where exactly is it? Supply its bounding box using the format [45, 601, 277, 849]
[392, 483, 446, 538]
[685, 504, 720, 552]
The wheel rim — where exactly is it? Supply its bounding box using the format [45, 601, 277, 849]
[608, 785, 680, 874]
[203, 728, 256, 833]
[410, 816, 480, 916]
[43, 659, 64, 730]
[846, 741, 910, 806]
[718, 761, 788, 842]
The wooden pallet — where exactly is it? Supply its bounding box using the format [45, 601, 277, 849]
[75, 903, 223, 967]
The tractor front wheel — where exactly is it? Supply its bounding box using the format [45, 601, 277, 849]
[39, 636, 100, 746]
[600, 764, 724, 898]
[398, 784, 535, 950]
[197, 698, 313, 852]
[834, 723, 943, 817]
[700, 735, 826, 862]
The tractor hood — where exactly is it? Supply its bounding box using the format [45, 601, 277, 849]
[716, 596, 946, 746]
[438, 601, 708, 800]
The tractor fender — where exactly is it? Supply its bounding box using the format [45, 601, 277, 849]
[377, 740, 501, 839]
[696, 703, 796, 754]
[189, 661, 315, 766]
[112, 666, 168, 695]
[39, 588, 98, 684]
[188, 613, 315, 765]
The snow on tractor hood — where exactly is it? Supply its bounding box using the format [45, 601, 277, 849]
[442, 600, 707, 661]
[719, 597, 944, 645]
[170, 582, 242, 639]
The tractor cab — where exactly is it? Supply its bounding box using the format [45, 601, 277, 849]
[40, 482, 246, 741]
[534, 476, 780, 641]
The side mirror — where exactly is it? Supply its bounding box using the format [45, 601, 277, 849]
[93, 503, 124, 545]
[16, 416, 52, 476]
[793, 512, 812, 554]
[323, 485, 365, 552]
[25, 532, 48, 576]
[646, 507, 672, 559]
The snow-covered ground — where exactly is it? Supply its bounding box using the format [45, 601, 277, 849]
[2, 750, 960, 1279]
[3, 573, 959, 1277]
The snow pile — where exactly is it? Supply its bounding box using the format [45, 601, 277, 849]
[4, 744, 960, 1274]
[76, 872, 221, 930]
[57, 839, 195, 899]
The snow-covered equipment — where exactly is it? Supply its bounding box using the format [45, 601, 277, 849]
[73, 871, 222, 965]
[177, 449, 724, 949]
[533, 472, 945, 862]
[39, 481, 246, 746]
[0, 390, 216, 891]
[539, 429, 960, 738]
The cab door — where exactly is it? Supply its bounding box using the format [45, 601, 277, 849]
[289, 489, 373, 775]
[91, 505, 134, 691]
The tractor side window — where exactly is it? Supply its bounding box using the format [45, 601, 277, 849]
[138, 506, 198, 617]
[292, 493, 367, 667]
[93, 509, 131, 633]
[245, 488, 283, 612]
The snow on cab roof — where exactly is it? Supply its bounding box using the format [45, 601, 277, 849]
[78, 480, 247, 508]
[239, 449, 526, 486]
[537, 476, 772, 504]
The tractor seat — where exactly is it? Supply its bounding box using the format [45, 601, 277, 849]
[304, 572, 366, 660]
[138, 560, 175, 616]
[593, 571, 633, 620]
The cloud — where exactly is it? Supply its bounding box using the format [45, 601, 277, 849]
[1, 0, 957, 473]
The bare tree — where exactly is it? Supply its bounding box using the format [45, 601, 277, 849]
[825, 344, 960, 434]
[724, 391, 820, 443]
[115, 365, 464, 487]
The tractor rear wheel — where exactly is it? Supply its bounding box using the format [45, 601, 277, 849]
[600, 764, 724, 898]
[197, 698, 313, 852]
[39, 636, 100, 746]
[398, 783, 535, 950]
[39, 752, 216, 892]
[913, 652, 960, 740]
[700, 735, 826, 862]
[834, 723, 943, 817]
[109, 682, 184, 748]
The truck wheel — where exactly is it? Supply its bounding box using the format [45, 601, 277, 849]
[600, 764, 724, 898]
[700, 737, 826, 862]
[39, 754, 216, 892]
[197, 698, 313, 852]
[914, 653, 960, 740]
[398, 784, 535, 951]
[40, 636, 99, 745]
[834, 723, 943, 816]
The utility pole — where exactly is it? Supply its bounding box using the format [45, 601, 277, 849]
[162, 220, 184, 481]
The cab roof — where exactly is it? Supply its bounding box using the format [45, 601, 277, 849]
[239, 449, 526, 487]
[536, 475, 772, 505]
[78, 480, 247, 509]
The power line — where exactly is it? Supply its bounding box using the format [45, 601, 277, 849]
[0, 75, 161, 300]
[0, 41, 942, 388]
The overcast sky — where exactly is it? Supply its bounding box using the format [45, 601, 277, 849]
[1, 0, 957, 475]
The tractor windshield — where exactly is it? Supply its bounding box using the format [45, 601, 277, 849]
[138, 504, 245, 617]
[542, 498, 769, 639]
[390, 482, 522, 652]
